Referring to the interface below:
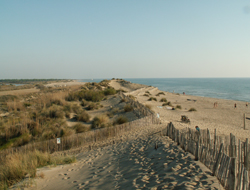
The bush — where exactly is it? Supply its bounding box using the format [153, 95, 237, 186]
[148, 97, 157, 101]
[72, 104, 82, 114]
[120, 98, 127, 103]
[104, 88, 116, 95]
[176, 105, 182, 109]
[113, 115, 128, 125]
[81, 90, 104, 102]
[76, 111, 90, 122]
[73, 123, 89, 133]
[162, 102, 172, 106]
[145, 91, 151, 95]
[63, 104, 72, 112]
[143, 94, 149, 97]
[48, 105, 64, 119]
[91, 115, 109, 129]
[160, 98, 167, 102]
[124, 104, 133, 112]
[60, 128, 75, 137]
[86, 102, 99, 110]
[156, 92, 165, 96]
[189, 108, 197, 112]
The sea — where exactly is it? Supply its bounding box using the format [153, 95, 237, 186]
[78, 78, 250, 102]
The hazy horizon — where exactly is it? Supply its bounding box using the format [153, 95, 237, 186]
[1, 1, 250, 79]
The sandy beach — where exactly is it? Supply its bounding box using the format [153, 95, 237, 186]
[10, 79, 250, 189]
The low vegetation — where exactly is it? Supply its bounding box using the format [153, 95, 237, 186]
[113, 115, 128, 125]
[160, 98, 167, 102]
[176, 105, 182, 109]
[148, 97, 157, 101]
[0, 150, 76, 189]
[189, 108, 197, 112]
[75, 111, 90, 122]
[156, 92, 165, 96]
[162, 102, 172, 106]
[91, 115, 110, 129]
[124, 104, 133, 112]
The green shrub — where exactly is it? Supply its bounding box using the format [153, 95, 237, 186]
[162, 102, 172, 106]
[48, 105, 64, 119]
[189, 108, 197, 112]
[176, 105, 182, 109]
[160, 98, 167, 102]
[145, 91, 151, 94]
[60, 128, 75, 137]
[143, 94, 149, 97]
[71, 104, 82, 114]
[81, 90, 104, 102]
[148, 97, 157, 101]
[113, 115, 128, 125]
[104, 88, 116, 95]
[73, 123, 89, 133]
[76, 111, 90, 122]
[63, 104, 72, 112]
[124, 104, 133, 112]
[86, 102, 99, 110]
[156, 92, 165, 96]
[91, 115, 109, 129]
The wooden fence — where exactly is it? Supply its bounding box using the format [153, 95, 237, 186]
[165, 122, 250, 190]
[0, 92, 160, 160]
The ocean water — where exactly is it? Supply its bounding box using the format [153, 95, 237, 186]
[78, 78, 250, 102]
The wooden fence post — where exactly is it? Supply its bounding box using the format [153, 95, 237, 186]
[195, 136, 200, 161]
[244, 113, 246, 130]
[212, 143, 224, 176]
[245, 138, 249, 170]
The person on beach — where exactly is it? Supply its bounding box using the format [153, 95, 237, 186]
[195, 126, 200, 132]
[234, 103, 237, 109]
[195, 126, 200, 140]
[246, 102, 248, 107]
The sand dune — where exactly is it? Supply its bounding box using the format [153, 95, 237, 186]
[12, 124, 223, 190]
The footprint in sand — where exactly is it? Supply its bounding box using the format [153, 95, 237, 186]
[63, 177, 70, 180]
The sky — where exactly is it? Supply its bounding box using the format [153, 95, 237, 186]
[1, 1, 250, 79]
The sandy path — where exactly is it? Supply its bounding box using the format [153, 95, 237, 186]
[13, 124, 223, 190]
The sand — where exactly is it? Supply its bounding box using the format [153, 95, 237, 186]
[11, 79, 250, 189]
[124, 85, 250, 141]
[11, 124, 223, 190]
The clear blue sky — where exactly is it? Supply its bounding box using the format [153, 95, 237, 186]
[1, 1, 250, 79]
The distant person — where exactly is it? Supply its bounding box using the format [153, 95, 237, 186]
[183, 92, 185, 95]
[195, 126, 200, 139]
[234, 103, 237, 109]
[246, 102, 248, 107]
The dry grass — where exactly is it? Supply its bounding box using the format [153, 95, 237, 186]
[0, 150, 76, 189]
[124, 104, 133, 112]
[91, 115, 110, 129]
[113, 115, 128, 125]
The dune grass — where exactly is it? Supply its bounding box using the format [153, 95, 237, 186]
[0, 150, 76, 189]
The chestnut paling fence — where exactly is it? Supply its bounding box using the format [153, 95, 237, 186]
[165, 122, 250, 190]
[0, 92, 160, 161]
